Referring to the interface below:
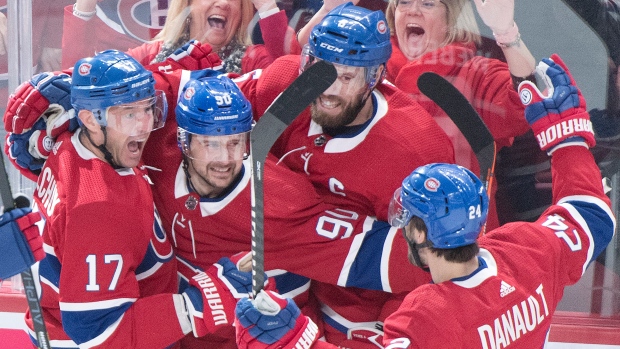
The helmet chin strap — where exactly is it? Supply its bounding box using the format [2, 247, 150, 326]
[410, 239, 434, 272]
[181, 155, 200, 195]
[82, 126, 124, 169]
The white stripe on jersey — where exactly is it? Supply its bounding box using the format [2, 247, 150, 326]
[60, 298, 137, 311]
[381, 226, 399, 293]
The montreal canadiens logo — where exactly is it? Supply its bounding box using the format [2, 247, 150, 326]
[118, 0, 169, 42]
[424, 178, 440, 192]
[184, 87, 195, 100]
[519, 88, 532, 105]
[78, 63, 92, 76]
[377, 20, 387, 34]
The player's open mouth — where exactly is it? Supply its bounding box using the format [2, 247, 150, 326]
[128, 139, 145, 154]
[318, 96, 340, 109]
[208, 15, 227, 30]
[210, 166, 232, 174]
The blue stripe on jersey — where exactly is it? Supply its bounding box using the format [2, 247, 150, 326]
[344, 221, 393, 290]
[563, 200, 615, 263]
[136, 239, 174, 276]
[323, 313, 350, 334]
[39, 252, 61, 288]
[272, 272, 310, 294]
[62, 301, 133, 344]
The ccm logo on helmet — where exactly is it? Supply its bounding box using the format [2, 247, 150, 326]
[320, 42, 344, 53]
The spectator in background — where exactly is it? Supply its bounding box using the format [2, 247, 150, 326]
[62, 0, 296, 73]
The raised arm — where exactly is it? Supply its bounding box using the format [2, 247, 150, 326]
[518, 54, 615, 278]
[473, 0, 535, 80]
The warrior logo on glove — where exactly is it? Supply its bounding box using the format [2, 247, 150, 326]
[517, 54, 595, 153]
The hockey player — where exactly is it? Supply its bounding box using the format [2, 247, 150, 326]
[142, 72, 296, 349]
[227, 3, 455, 347]
[233, 55, 615, 349]
[4, 50, 261, 348]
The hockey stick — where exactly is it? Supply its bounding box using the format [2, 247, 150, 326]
[417, 72, 496, 194]
[0, 154, 50, 349]
[250, 60, 337, 296]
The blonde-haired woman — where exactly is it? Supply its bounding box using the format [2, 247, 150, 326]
[63, 0, 294, 73]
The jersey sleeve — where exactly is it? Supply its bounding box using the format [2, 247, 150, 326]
[240, 10, 296, 72]
[467, 56, 530, 147]
[258, 10, 296, 59]
[533, 146, 615, 286]
[263, 156, 431, 294]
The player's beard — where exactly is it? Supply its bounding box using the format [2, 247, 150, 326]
[310, 93, 365, 135]
[188, 158, 241, 198]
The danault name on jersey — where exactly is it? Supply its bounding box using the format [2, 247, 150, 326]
[477, 284, 549, 349]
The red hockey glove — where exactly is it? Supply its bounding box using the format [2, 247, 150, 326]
[150, 40, 224, 72]
[518, 54, 594, 154]
[4, 71, 73, 134]
[4, 107, 76, 181]
[178, 252, 273, 337]
[0, 207, 44, 280]
[235, 290, 319, 349]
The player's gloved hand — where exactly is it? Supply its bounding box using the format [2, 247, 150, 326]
[4, 71, 72, 134]
[5, 118, 50, 179]
[178, 253, 273, 337]
[159, 39, 224, 72]
[0, 207, 44, 280]
[4, 107, 77, 181]
[518, 54, 594, 154]
[235, 290, 319, 349]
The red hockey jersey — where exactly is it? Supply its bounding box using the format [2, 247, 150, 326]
[28, 131, 183, 348]
[142, 62, 442, 346]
